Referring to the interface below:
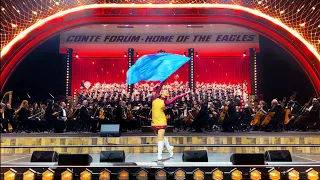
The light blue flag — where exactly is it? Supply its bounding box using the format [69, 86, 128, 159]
[126, 53, 190, 84]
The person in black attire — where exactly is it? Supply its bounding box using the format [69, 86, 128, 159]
[55, 102, 67, 133]
[113, 101, 125, 131]
[221, 100, 237, 132]
[17, 100, 31, 132]
[80, 100, 97, 132]
[266, 99, 284, 132]
[193, 100, 209, 132]
[306, 98, 320, 130]
[3, 103, 14, 132]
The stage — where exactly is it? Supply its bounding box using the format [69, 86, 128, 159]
[1, 131, 320, 155]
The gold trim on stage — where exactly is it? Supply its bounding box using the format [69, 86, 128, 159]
[1, 136, 319, 154]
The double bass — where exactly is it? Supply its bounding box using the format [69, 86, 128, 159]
[250, 108, 266, 126]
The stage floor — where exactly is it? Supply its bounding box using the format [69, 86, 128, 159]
[2, 131, 320, 155]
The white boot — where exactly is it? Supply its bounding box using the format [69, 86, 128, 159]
[157, 141, 164, 160]
[164, 138, 174, 158]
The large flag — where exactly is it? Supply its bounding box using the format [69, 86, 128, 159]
[126, 53, 190, 84]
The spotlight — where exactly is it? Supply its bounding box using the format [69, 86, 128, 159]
[124, 53, 127, 57]
[4, 169, 16, 180]
[188, 25, 192, 27]
[146, 25, 149, 26]
[243, 52, 247, 57]
[136, 52, 139, 57]
[183, 52, 186, 56]
[196, 52, 199, 57]
[174, 169, 186, 180]
[80, 170, 92, 180]
[75, 53, 79, 58]
[168, 25, 171, 26]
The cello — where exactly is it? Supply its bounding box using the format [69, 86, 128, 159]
[185, 107, 199, 126]
[283, 92, 297, 125]
[218, 104, 229, 121]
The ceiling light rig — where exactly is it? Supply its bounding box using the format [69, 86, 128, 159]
[0, 0, 319, 59]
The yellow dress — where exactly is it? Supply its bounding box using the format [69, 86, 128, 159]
[151, 98, 167, 129]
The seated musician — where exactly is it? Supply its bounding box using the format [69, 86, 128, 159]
[193, 100, 209, 132]
[0, 103, 5, 132]
[266, 99, 284, 132]
[80, 100, 97, 132]
[306, 98, 320, 130]
[3, 103, 14, 133]
[54, 102, 67, 133]
[179, 102, 190, 131]
[221, 100, 237, 132]
[17, 100, 31, 132]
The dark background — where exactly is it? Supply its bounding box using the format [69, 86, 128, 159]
[2, 35, 315, 106]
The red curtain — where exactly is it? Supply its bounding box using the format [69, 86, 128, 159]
[194, 56, 250, 91]
[72, 57, 128, 92]
[72, 56, 250, 92]
[134, 55, 189, 84]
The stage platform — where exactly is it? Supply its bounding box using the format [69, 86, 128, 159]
[1, 132, 320, 155]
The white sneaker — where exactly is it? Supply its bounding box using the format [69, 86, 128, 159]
[168, 146, 174, 158]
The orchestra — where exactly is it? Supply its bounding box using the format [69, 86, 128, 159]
[1, 81, 319, 133]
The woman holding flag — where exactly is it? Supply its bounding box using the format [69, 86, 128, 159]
[126, 53, 190, 160]
[152, 81, 189, 160]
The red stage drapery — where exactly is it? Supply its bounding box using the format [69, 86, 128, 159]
[72, 56, 250, 92]
[72, 57, 128, 92]
[194, 56, 251, 92]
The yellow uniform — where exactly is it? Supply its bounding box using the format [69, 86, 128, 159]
[151, 98, 167, 129]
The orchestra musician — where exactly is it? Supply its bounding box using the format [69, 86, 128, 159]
[0, 103, 5, 132]
[80, 100, 98, 133]
[295, 98, 320, 131]
[179, 102, 191, 131]
[264, 99, 284, 132]
[17, 100, 31, 132]
[3, 103, 14, 133]
[114, 101, 128, 132]
[54, 102, 67, 133]
[221, 100, 237, 132]
[193, 100, 209, 132]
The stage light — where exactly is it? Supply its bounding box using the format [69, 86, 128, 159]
[193, 169, 204, 180]
[183, 52, 186, 56]
[231, 169, 242, 180]
[306, 169, 319, 180]
[80, 170, 92, 180]
[103, 24, 107, 26]
[155, 169, 166, 180]
[188, 25, 192, 26]
[124, 53, 127, 57]
[174, 169, 186, 180]
[243, 52, 247, 57]
[212, 169, 223, 180]
[136, 52, 139, 57]
[125, 25, 129, 26]
[250, 169, 261, 180]
[61, 169, 73, 180]
[136, 169, 148, 180]
[23, 169, 36, 180]
[4, 169, 16, 180]
[196, 52, 199, 57]
[269, 169, 281, 180]
[75, 53, 79, 58]
[168, 25, 171, 27]
[287, 169, 299, 180]
[99, 170, 110, 180]
[146, 25, 149, 26]
[118, 170, 129, 180]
